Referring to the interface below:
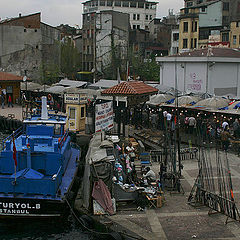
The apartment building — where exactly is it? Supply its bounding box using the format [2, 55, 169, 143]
[179, 0, 232, 52]
[82, 0, 158, 30]
[82, 10, 129, 79]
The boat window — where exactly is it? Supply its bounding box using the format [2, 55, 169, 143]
[54, 124, 61, 135]
[81, 106, 85, 118]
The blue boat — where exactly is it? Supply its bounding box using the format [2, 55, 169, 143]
[0, 97, 80, 218]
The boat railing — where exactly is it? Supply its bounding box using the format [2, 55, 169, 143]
[2, 127, 23, 150]
[59, 129, 69, 148]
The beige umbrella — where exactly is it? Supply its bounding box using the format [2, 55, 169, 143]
[194, 97, 230, 110]
[147, 94, 173, 106]
[176, 96, 200, 106]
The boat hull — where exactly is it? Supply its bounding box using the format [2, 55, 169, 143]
[0, 197, 67, 218]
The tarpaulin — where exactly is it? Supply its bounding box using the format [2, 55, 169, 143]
[92, 179, 114, 215]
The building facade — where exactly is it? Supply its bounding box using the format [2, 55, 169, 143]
[0, 13, 60, 82]
[82, 10, 129, 79]
[178, 0, 235, 52]
[156, 48, 240, 97]
[82, 0, 157, 30]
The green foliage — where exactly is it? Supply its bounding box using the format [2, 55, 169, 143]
[60, 38, 81, 79]
[39, 62, 60, 85]
[129, 48, 160, 82]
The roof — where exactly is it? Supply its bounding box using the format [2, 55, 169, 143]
[57, 79, 87, 88]
[89, 79, 123, 89]
[0, 72, 25, 81]
[171, 48, 240, 58]
[101, 81, 158, 96]
[0, 12, 40, 25]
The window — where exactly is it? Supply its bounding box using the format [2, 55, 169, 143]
[35, 29, 37, 32]
[138, 2, 144, 8]
[191, 38, 193, 49]
[100, 1, 105, 6]
[183, 38, 188, 48]
[24, 29, 27, 32]
[233, 35, 237, 45]
[137, 25, 140, 29]
[123, 1, 129, 7]
[149, 15, 152, 20]
[194, 22, 197, 32]
[115, 1, 121, 6]
[184, 9, 189, 14]
[133, 14, 136, 20]
[87, 46, 90, 54]
[183, 22, 188, 32]
[201, 7, 206, 12]
[69, 108, 76, 119]
[145, 15, 148, 20]
[239, 35, 240, 44]
[130, 2, 136, 7]
[199, 29, 209, 40]
[223, 2, 229, 11]
[222, 32, 229, 42]
[186, 2, 193, 7]
[107, 1, 112, 6]
[237, 22, 239, 27]
[145, 4, 149, 9]
[173, 33, 179, 41]
[223, 16, 229, 24]
[137, 14, 140, 20]
[81, 107, 85, 118]
[194, 38, 197, 48]
[133, 25, 136, 29]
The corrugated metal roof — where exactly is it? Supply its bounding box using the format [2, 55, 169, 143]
[171, 48, 240, 58]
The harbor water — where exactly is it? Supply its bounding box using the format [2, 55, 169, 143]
[0, 132, 94, 240]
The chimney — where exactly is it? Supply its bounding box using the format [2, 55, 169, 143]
[19, 13, 21, 18]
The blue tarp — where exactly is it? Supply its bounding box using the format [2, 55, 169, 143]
[189, 101, 196, 105]
[166, 98, 175, 104]
[234, 103, 240, 109]
[218, 106, 229, 110]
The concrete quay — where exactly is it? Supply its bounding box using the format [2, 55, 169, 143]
[0, 105, 23, 120]
[78, 133, 240, 240]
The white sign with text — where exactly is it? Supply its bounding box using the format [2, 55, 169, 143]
[95, 101, 113, 132]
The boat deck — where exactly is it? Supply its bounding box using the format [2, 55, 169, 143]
[13, 135, 59, 153]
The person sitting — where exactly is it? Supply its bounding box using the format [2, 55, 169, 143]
[143, 167, 156, 184]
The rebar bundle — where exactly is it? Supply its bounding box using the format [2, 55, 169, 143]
[188, 147, 240, 221]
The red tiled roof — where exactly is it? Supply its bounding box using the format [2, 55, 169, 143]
[0, 72, 25, 81]
[101, 81, 158, 96]
[171, 48, 240, 58]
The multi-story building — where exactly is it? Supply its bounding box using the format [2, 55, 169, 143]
[230, 20, 240, 48]
[0, 13, 60, 82]
[148, 11, 179, 55]
[82, 10, 129, 79]
[179, 0, 233, 52]
[82, 0, 158, 30]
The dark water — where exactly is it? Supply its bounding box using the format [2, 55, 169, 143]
[0, 218, 93, 240]
[0, 132, 95, 240]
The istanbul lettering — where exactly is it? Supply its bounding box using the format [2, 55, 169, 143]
[0, 202, 40, 214]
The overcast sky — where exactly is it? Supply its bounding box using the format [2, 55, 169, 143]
[0, 0, 184, 27]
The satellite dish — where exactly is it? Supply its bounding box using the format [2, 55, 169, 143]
[23, 76, 27, 82]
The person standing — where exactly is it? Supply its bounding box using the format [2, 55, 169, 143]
[1, 93, 5, 109]
[8, 95, 13, 107]
[188, 116, 196, 134]
[222, 120, 229, 131]
[233, 119, 240, 138]
[221, 126, 234, 151]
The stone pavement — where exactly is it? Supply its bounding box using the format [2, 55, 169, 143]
[0, 105, 23, 120]
[106, 150, 240, 240]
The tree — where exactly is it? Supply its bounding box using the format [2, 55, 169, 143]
[129, 48, 160, 82]
[60, 37, 81, 79]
